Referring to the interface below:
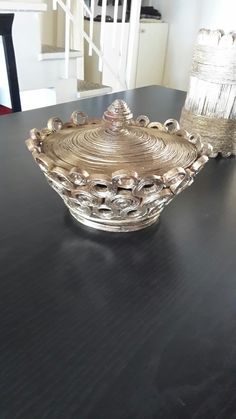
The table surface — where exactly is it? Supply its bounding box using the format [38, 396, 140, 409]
[1, 85, 236, 419]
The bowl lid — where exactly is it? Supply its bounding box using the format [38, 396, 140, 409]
[36, 100, 202, 177]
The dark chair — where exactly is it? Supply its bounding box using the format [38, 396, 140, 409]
[0, 13, 21, 112]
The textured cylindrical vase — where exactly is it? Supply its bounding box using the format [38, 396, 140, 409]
[181, 29, 236, 157]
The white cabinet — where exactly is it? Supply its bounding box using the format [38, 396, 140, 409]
[84, 20, 168, 91]
[135, 21, 168, 87]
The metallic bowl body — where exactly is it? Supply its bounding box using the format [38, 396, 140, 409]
[26, 100, 210, 232]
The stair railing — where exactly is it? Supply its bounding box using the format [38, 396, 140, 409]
[52, 0, 142, 90]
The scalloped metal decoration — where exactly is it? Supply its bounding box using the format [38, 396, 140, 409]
[25, 99, 210, 232]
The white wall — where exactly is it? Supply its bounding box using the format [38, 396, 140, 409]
[149, 0, 236, 91]
[198, 0, 236, 31]
[40, 0, 57, 47]
[159, 0, 200, 91]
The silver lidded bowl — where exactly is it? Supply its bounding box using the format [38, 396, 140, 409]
[26, 99, 211, 232]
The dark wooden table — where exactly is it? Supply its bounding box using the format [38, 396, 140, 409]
[1, 86, 236, 419]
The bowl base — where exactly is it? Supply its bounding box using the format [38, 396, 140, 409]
[69, 209, 160, 232]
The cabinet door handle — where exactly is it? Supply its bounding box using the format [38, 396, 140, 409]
[140, 29, 146, 33]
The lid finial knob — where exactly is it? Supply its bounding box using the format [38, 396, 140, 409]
[103, 100, 133, 132]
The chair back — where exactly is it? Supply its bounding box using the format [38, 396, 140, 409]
[0, 13, 21, 112]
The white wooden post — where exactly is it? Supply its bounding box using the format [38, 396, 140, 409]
[112, 0, 119, 49]
[64, 0, 71, 79]
[89, 0, 95, 56]
[118, 0, 127, 73]
[53, 0, 78, 101]
[72, 0, 84, 79]
[99, 0, 107, 71]
[71, 1, 83, 51]
[83, 0, 95, 56]
[125, 0, 142, 89]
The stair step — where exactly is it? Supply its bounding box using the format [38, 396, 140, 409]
[77, 79, 112, 98]
[20, 80, 112, 111]
[0, 2, 47, 12]
[38, 45, 82, 61]
[20, 88, 56, 111]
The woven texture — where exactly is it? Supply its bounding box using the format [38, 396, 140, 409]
[181, 29, 236, 157]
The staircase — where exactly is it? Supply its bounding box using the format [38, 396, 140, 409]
[0, 1, 112, 110]
[0, 0, 143, 111]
